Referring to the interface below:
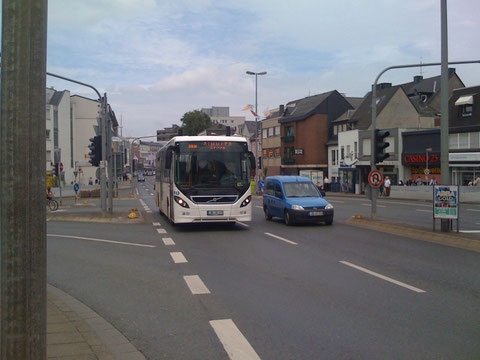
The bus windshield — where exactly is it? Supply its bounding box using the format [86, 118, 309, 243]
[174, 141, 251, 189]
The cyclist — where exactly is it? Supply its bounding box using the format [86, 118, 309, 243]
[46, 186, 54, 200]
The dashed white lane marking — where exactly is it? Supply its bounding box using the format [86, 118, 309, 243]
[362, 203, 385, 208]
[156, 228, 167, 234]
[183, 275, 211, 294]
[328, 200, 345, 203]
[264, 232, 298, 245]
[255, 206, 263, 209]
[150, 193, 154, 196]
[146, 210, 152, 213]
[47, 234, 156, 248]
[170, 252, 188, 263]
[162, 237, 175, 246]
[416, 209, 431, 212]
[152, 222, 161, 226]
[340, 261, 426, 293]
[237, 221, 249, 227]
[210, 319, 261, 360]
[467, 209, 480, 212]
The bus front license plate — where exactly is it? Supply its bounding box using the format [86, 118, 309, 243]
[309, 211, 323, 216]
[207, 210, 224, 216]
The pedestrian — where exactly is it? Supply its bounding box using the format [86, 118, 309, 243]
[468, 179, 474, 186]
[384, 176, 391, 196]
[429, 178, 437, 186]
[416, 176, 423, 186]
[88, 177, 93, 185]
[475, 175, 480, 186]
[324, 176, 330, 192]
[398, 179, 404, 186]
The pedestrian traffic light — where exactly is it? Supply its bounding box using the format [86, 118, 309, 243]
[88, 135, 102, 167]
[374, 129, 390, 164]
[53, 163, 59, 177]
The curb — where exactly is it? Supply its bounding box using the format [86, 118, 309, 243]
[47, 211, 146, 224]
[345, 217, 480, 253]
[48, 284, 145, 359]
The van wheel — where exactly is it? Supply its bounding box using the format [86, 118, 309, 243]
[284, 210, 293, 226]
[264, 206, 272, 220]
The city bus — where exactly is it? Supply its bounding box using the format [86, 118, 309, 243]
[155, 136, 256, 224]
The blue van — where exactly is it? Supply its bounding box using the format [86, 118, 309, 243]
[263, 176, 334, 225]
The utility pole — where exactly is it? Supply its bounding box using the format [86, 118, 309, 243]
[100, 95, 107, 214]
[1, 1, 48, 358]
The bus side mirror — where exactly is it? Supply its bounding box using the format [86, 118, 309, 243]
[165, 147, 173, 169]
[248, 151, 256, 169]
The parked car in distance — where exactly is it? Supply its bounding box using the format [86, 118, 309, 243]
[263, 176, 333, 225]
[137, 173, 145, 182]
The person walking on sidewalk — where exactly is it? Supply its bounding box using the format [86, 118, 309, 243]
[384, 176, 391, 197]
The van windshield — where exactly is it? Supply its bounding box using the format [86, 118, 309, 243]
[283, 182, 320, 197]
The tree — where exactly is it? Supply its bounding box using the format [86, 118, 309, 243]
[180, 110, 212, 135]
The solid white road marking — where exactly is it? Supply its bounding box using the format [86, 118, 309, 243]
[146, 210, 152, 213]
[264, 232, 298, 245]
[183, 275, 211, 294]
[152, 222, 161, 226]
[459, 230, 480, 233]
[340, 261, 426, 293]
[416, 209, 431, 212]
[467, 209, 480, 212]
[255, 206, 263, 209]
[328, 200, 345, 203]
[210, 319, 261, 360]
[170, 252, 188, 263]
[47, 234, 156, 248]
[362, 203, 385, 208]
[237, 221, 249, 227]
[156, 228, 167, 234]
[162, 237, 175, 246]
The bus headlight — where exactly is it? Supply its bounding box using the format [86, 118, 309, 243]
[174, 196, 189, 208]
[240, 195, 252, 207]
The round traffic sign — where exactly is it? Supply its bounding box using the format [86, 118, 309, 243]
[368, 170, 384, 188]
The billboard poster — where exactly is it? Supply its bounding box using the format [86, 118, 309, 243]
[433, 185, 459, 219]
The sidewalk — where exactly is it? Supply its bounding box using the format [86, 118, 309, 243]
[47, 284, 145, 359]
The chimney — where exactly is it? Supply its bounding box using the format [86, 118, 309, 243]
[279, 104, 285, 115]
[372, 83, 392, 91]
[448, 68, 456, 77]
[413, 75, 423, 84]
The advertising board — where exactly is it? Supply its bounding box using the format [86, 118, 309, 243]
[433, 185, 459, 219]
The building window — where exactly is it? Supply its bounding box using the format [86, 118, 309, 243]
[263, 149, 267, 157]
[285, 126, 294, 136]
[333, 126, 338, 135]
[275, 148, 280, 157]
[269, 149, 273, 158]
[449, 133, 458, 150]
[262, 129, 267, 139]
[285, 147, 294, 159]
[46, 129, 51, 140]
[346, 145, 351, 159]
[461, 105, 473, 116]
[354, 141, 358, 158]
[470, 132, 480, 149]
[275, 126, 280, 136]
[459, 133, 469, 149]
[363, 139, 371, 156]
[341, 146, 344, 160]
[331, 149, 336, 165]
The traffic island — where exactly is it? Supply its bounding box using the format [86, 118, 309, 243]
[345, 217, 480, 253]
[47, 210, 146, 224]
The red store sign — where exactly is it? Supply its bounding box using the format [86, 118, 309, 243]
[402, 153, 440, 165]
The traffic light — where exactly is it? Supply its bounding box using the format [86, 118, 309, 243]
[258, 157, 262, 169]
[88, 135, 102, 167]
[53, 163, 59, 177]
[374, 129, 390, 164]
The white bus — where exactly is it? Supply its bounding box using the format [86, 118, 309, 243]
[155, 136, 256, 224]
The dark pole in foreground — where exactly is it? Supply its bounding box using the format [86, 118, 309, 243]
[1, 0, 48, 358]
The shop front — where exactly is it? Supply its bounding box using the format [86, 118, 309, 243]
[402, 152, 441, 184]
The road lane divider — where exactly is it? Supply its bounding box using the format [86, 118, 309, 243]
[156, 228, 167, 234]
[210, 319, 261, 360]
[340, 261, 426, 293]
[162, 237, 175, 246]
[152, 222, 161, 226]
[264, 232, 298, 245]
[416, 209, 431, 212]
[183, 275, 211, 294]
[362, 203, 385, 208]
[255, 206, 263, 209]
[170, 252, 188, 263]
[467, 209, 480, 212]
[47, 234, 156, 248]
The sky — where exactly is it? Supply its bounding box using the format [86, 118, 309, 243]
[45, 0, 480, 138]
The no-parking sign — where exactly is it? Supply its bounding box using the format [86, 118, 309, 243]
[368, 170, 383, 188]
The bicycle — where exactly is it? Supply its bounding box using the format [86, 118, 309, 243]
[47, 198, 59, 211]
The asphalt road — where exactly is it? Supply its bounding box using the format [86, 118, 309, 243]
[47, 176, 480, 359]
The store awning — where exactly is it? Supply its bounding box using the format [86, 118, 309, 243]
[454, 95, 474, 106]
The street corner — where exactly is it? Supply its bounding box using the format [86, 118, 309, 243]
[345, 216, 480, 253]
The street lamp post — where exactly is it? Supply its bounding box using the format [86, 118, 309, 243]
[425, 147, 432, 184]
[246, 71, 267, 181]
